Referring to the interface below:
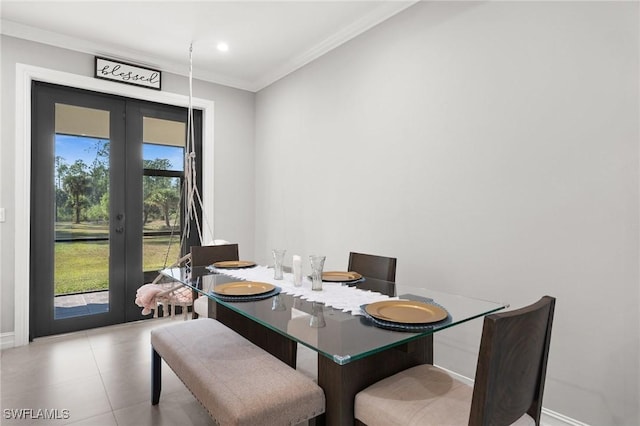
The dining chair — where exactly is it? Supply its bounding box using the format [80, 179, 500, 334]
[190, 243, 239, 268]
[348, 252, 397, 296]
[354, 296, 556, 426]
[190, 243, 239, 319]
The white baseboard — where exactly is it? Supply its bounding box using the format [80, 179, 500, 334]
[541, 409, 590, 426]
[1, 332, 15, 350]
[435, 365, 589, 426]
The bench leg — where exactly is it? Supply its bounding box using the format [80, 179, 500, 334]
[152, 347, 161, 405]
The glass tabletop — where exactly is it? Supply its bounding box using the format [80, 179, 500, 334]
[160, 266, 507, 365]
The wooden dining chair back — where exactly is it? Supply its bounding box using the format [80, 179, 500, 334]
[348, 252, 397, 296]
[354, 296, 556, 426]
[190, 243, 239, 267]
[469, 295, 555, 425]
[190, 244, 239, 318]
[348, 252, 397, 281]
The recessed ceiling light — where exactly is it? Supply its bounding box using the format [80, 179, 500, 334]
[217, 42, 229, 52]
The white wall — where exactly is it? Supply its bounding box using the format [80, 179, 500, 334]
[255, 2, 639, 425]
[0, 35, 256, 337]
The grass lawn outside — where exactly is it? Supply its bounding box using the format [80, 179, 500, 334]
[55, 221, 181, 295]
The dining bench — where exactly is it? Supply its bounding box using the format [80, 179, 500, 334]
[151, 318, 325, 426]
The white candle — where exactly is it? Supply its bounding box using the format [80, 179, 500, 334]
[293, 255, 302, 287]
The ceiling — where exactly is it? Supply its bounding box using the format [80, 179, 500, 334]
[0, 1, 417, 92]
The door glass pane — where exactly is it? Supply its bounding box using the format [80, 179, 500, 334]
[143, 144, 184, 171]
[143, 176, 181, 270]
[142, 117, 185, 271]
[53, 104, 110, 319]
[143, 117, 185, 171]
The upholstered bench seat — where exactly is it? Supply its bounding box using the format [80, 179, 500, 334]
[151, 318, 325, 426]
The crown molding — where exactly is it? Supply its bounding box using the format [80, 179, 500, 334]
[2, 2, 417, 93]
[1, 19, 255, 91]
[253, 1, 419, 91]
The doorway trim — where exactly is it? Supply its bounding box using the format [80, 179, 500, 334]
[14, 63, 215, 346]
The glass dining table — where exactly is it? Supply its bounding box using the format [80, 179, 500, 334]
[160, 265, 507, 426]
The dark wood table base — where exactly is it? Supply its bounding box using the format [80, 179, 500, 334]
[317, 336, 433, 425]
[213, 301, 298, 368]
[210, 298, 434, 425]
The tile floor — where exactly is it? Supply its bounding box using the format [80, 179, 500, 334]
[1, 317, 317, 425]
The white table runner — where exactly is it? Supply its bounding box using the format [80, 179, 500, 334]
[208, 265, 395, 316]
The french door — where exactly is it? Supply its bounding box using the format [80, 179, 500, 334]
[30, 82, 201, 338]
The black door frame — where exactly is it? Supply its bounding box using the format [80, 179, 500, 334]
[124, 99, 202, 322]
[30, 81, 202, 338]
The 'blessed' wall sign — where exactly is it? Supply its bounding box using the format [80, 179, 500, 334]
[95, 57, 161, 90]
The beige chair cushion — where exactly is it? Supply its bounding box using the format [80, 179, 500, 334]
[151, 318, 324, 426]
[355, 364, 535, 426]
